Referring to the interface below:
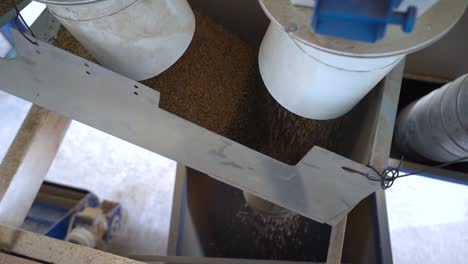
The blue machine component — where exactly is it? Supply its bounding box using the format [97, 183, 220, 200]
[311, 0, 417, 43]
[21, 182, 122, 246]
[103, 204, 123, 242]
[22, 201, 74, 239]
[0, 22, 17, 59]
[21, 194, 100, 240]
[1, 14, 33, 59]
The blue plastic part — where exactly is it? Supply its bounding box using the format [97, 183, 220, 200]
[1, 17, 30, 59]
[25, 215, 56, 226]
[1, 23, 14, 43]
[103, 204, 122, 242]
[21, 200, 72, 239]
[46, 214, 73, 239]
[311, 0, 418, 43]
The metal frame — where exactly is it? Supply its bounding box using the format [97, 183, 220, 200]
[0, 27, 389, 225]
[367, 60, 405, 264]
[0, 3, 405, 262]
[345, 60, 404, 264]
[165, 61, 406, 263]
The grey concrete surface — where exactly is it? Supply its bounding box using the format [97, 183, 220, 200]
[387, 175, 468, 263]
[0, 90, 177, 256]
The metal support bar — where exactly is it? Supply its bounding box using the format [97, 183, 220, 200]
[0, 105, 70, 227]
[367, 59, 405, 264]
[326, 216, 347, 264]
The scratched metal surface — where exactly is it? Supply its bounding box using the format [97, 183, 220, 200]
[0, 31, 382, 225]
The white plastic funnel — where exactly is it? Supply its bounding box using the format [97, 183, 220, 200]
[38, 0, 195, 81]
[259, 23, 402, 119]
[258, 0, 468, 120]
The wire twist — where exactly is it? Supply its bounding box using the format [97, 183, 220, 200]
[366, 155, 468, 190]
[10, 0, 38, 46]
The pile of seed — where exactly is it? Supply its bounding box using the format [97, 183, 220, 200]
[142, 11, 357, 164]
[143, 12, 258, 144]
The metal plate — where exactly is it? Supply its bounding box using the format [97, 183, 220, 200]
[259, 0, 468, 57]
[0, 31, 382, 225]
[30, 8, 61, 44]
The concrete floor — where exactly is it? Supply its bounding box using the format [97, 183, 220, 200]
[0, 90, 177, 256]
[387, 175, 468, 263]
